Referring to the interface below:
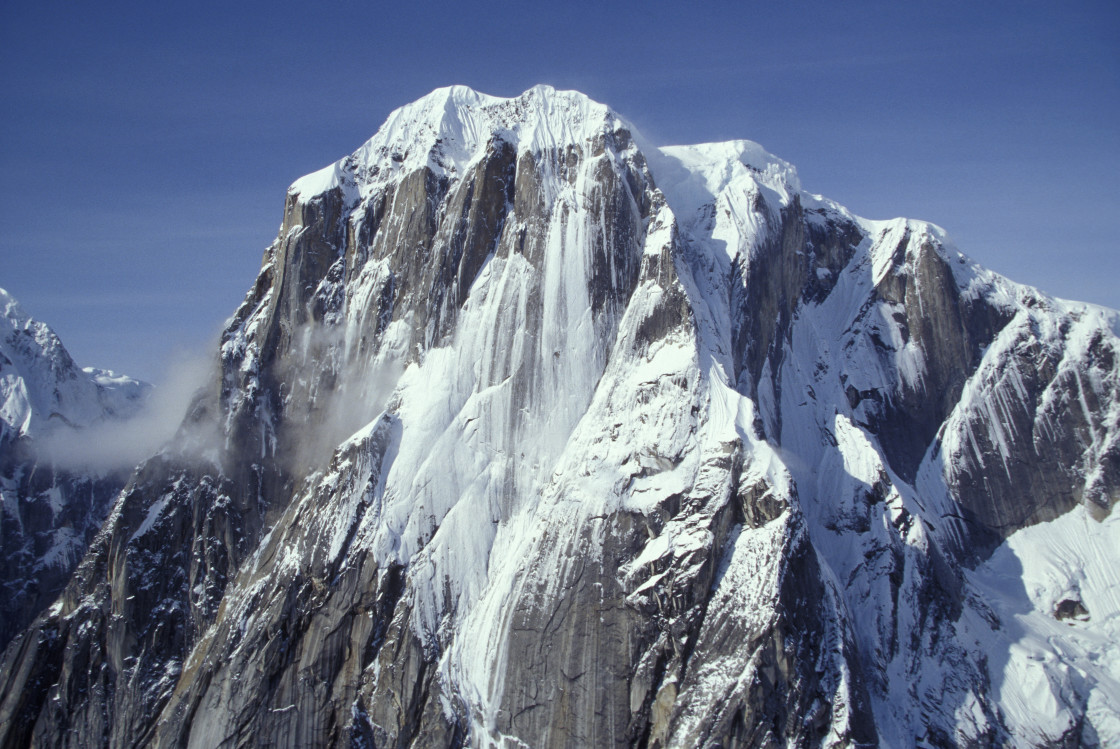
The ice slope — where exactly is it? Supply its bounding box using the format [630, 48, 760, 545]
[2, 86, 1118, 748]
[964, 505, 1120, 745]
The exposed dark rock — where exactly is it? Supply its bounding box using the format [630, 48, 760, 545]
[1054, 598, 1089, 622]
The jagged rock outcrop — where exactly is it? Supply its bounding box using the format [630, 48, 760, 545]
[1, 86, 1118, 748]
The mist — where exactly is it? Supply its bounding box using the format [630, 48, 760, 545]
[282, 327, 406, 476]
[37, 347, 216, 473]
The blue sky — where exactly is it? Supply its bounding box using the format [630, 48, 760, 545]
[2, 0, 1117, 382]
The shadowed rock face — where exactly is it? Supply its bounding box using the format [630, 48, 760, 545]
[1, 86, 1118, 748]
[0, 440, 132, 649]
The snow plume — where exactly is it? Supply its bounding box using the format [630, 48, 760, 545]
[287, 355, 404, 476]
[271, 320, 406, 476]
[36, 347, 216, 472]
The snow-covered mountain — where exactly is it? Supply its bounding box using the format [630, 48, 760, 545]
[1, 86, 1117, 748]
[0, 287, 149, 647]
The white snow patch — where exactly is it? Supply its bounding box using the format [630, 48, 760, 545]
[965, 505, 1120, 745]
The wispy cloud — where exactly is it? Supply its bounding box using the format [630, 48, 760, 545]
[36, 347, 216, 472]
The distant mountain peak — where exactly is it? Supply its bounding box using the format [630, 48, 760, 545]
[0, 286, 148, 440]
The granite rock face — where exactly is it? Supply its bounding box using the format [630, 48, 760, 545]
[2, 86, 1119, 748]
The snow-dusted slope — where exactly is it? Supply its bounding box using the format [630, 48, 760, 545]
[0, 287, 149, 647]
[0, 288, 146, 441]
[1, 86, 1117, 748]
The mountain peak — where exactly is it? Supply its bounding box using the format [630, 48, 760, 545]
[0, 286, 147, 440]
[7, 86, 1118, 749]
[418, 82, 587, 109]
[286, 85, 808, 251]
[288, 85, 633, 202]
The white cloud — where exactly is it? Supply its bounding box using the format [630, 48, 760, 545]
[37, 346, 216, 473]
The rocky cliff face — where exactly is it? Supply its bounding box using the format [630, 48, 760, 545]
[0, 288, 148, 649]
[1, 86, 1118, 748]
